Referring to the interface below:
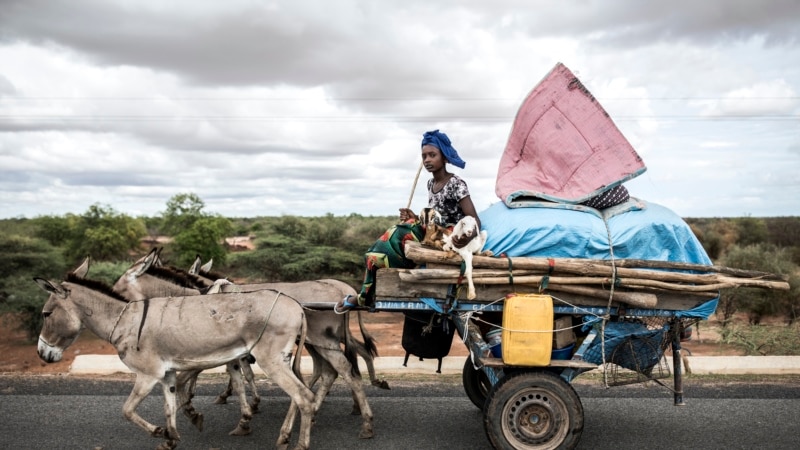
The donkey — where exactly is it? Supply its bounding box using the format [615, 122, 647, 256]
[35, 269, 316, 450]
[188, 255, 389, 395]
[113, 249, 376, 442]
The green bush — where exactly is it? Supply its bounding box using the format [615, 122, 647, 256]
[718, 244, 797, 326]
[0, 234, 67, 340]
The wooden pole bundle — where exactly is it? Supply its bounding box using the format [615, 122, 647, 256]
[403, 241, 791, 295]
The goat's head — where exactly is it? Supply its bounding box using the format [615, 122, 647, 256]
[419, 207, 449, 249]
[418, 207, 444, 228]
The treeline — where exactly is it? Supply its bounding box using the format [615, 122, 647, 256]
[1, 193, 798, 340]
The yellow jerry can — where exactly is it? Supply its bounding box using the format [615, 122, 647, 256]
[501, 293, 554, 366]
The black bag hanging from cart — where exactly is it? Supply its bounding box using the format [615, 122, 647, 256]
[401, 311, 455, 373]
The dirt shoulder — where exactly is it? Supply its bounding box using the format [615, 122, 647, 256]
[1, 311, 744, 375]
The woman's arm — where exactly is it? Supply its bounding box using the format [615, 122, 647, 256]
[459, 196, 480, 229]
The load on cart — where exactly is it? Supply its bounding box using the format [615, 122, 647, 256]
[371, 63, 789, 450]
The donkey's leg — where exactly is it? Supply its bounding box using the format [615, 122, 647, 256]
[159, 370, 182, 447]
[253, 351, 315, 450]
[315, 347, 374, 439]
[225, 360, 254, 436]
[240, 355, 261, 412]
[175, 369, 204, 431]
[306, 346, 337, 412]
[278, 346, 330, 439]
[354, 312, 389, 391]
[122, 374, 168, 440]
[213, 378, 234, 404]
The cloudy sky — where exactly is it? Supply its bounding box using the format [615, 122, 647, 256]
[1, 0, 798, 221]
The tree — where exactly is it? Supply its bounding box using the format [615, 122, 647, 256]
[0, 234, 67, 340]
[172, 215, 232, 267]
[161, 193, 206, 236]
[159, 193, 232, 267]
[61, 204, 146, 261]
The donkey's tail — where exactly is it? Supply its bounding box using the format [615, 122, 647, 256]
[341, 310, 362, 378]
[357, 311, 379, 358]
[292, 311, 308, 386]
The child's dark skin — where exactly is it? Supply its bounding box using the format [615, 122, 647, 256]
[399, 144, 480, 247]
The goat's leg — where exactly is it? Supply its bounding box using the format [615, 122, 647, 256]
[463, 252, 477, 299]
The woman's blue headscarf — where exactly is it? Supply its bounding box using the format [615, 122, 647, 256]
[421, 129, 466, 169]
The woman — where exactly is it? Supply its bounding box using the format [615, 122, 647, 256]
[335, 130, 480, 313]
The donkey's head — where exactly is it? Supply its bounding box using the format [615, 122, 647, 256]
[113, 248, 206, 300]
[34, 277, 83, 363]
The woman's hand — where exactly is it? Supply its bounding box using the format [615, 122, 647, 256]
[399, 208, 418, 222]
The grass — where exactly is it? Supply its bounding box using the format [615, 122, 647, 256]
[718, 322, 800, 356]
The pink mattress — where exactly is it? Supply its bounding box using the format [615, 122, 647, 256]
[495, 63, 646, 207]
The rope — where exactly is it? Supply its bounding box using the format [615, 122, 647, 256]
[507, 257, 514, 291]
[247, 290, 282, 353]
[107, 301, 135, 343]
[600, 212, 618, 387]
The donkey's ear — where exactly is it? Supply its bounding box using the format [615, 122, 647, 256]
[128, 248, 158, 278]
[189, 254, 202, 275]
[33, 278, 67, 298]
[73, 256, 90, 279]
[200, 258, 213, 273]
[153, 247, 164, 267]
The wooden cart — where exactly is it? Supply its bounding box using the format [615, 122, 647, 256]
[364, 242, 786, 449]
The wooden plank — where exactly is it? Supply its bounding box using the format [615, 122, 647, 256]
[478, 356, 597, 370]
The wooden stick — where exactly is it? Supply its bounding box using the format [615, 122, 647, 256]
[406, 161, 424, 210]
[405, 242, 790, 288]
[546, 285, 658, 308]
[399, 267, 790, 291]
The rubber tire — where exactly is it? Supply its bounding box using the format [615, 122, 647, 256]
[483, 370, 583, 450]
[462, 357, 491, 409]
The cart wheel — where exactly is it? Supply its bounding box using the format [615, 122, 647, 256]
[483, 371, 583, 450]
[462, 357, 491, 409]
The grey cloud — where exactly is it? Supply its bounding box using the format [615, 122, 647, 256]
[480, 0, 800, 47]
[0, 170, 31, 184]
[58, 171, 168, 187]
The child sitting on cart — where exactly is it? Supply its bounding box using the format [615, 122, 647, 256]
[335, 129, 481, 313]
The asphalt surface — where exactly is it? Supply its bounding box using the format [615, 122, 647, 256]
[2, 373, 799, 449]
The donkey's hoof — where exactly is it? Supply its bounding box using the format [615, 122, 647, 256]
[156, 439, 178, 450]
[229, 424, 251, 436]
[358, 426, 375, 439]
[213, 396, 228, 405]
[191, 413, 204, 432]
[372, 379, 390, 390]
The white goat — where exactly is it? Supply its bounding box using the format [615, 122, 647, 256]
[442, 216, 492, 300]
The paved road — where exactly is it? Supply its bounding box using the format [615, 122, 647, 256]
[2, 374, 799, 449]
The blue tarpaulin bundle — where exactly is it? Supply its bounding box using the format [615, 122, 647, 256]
[478, 198, 718, 320]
